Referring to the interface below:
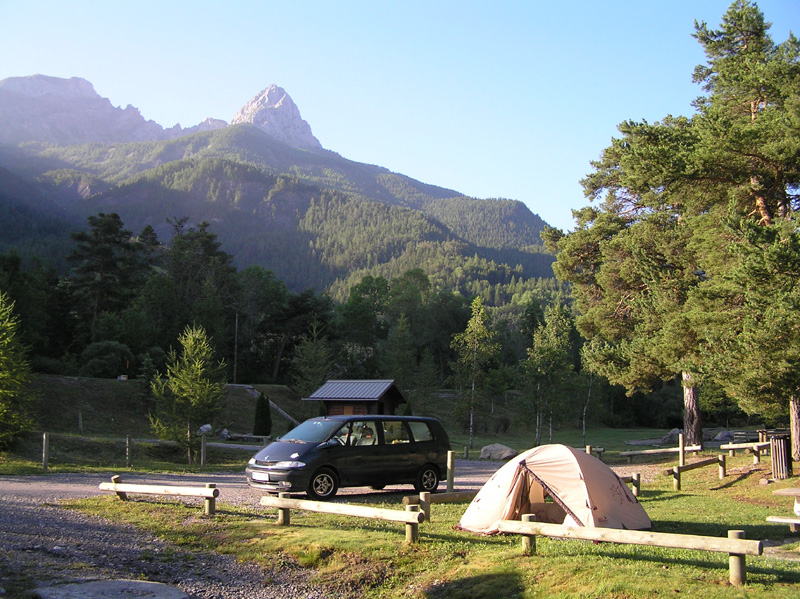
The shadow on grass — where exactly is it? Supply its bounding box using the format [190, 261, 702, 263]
[423, 571, 525, 599]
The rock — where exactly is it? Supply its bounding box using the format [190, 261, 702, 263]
[197, 424, 212, 435]
[231, 84, 322, 151]
[218, 429, 230, 440]
[479, 443, 517, 461]
[714, 430, 735, 442]
[660, 428, 683, 445]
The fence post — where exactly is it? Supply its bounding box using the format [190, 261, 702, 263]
[447, 450, 455, 493]
[277, 492, 291, 526]
[521, 514, 536, 555]
[126, 434, 133, 468]
[405, 505, 420, 543]
[200, 434, 207, 467]
[463, 446, 469, 459]
[204, 483, 216, 516]
[678, 433, 685, 468]
[42, 432, 49, 471]
[672, 466, 681, 492]
[728, 530, 747, 586]
[718, 454, 726, 480]
[585, 445, 592, 455]
[631, 473, 641, 497]
[419, 491, 431, 523]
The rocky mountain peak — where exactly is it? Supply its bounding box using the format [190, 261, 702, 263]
[231, 84, 322, 151]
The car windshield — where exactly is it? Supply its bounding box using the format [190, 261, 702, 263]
[279, 419, 343, 444]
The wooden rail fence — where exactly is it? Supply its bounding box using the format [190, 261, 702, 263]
[662, 455, 726, 491]
[98, 475, 219, 515]
[497, 517, 762, 586]
[260, 493, 425, 543]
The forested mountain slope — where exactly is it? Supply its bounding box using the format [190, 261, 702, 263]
[0, 123, 553, 298]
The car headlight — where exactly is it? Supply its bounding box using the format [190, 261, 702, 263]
[248, 458, 256, 465]
[272, 461, 306, 469]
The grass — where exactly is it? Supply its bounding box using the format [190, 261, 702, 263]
[65, 457, 800, 599]
[6, 375, 800, 597]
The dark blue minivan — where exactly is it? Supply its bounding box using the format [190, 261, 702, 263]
[246, 415, 451, 499]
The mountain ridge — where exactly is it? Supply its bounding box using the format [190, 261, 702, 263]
[0, 75, 554, 301]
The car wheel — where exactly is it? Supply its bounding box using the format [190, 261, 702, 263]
[414, 465, 439, 493]
[307, 467, 338, 500]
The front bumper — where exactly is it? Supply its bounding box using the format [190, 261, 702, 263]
[245, 466, 307, 492]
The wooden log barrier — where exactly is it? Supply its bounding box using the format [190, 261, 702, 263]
[259, 494, 425, 543]
[662, 455, 726, 491]
[620, 444, 702, 464]
[98, 475, 219, 515]
[719, 441, 770, 463]
[619, 473, 641, 497]
[497, 519, 761, 587]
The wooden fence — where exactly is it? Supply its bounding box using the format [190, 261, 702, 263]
[497, 517, 762, 586]
[98, 475, 219, 515]
[260, 493, 425, 543]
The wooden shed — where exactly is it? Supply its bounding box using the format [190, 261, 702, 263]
[303, 380, 407, 416]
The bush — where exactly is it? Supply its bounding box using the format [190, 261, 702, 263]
[253, 392, 272, 436]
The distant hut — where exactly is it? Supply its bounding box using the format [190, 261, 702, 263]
[303, 380, 407, 416]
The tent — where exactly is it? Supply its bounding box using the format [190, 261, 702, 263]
[459, 444, 651, 534]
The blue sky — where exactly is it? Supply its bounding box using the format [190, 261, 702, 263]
[1, 1, 797, 231]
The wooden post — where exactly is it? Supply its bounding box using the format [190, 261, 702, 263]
[204, 483, 216, 516]
[678, 433, 685, 468]
[728, 530, 746, 586]
[78, 410, 83, 435]
[405, 505, 420, 543]
[277, 492, 291, 526]
[200, 434, 207, 467]
[752, 447, 760, 465]
[521, 514, 536, 555]
[126, 434, 133, 468]
[446, 450, 455, 493]
[718, 454, 726, 480]
[463, 446, 469, 459]
[419, 491, 431, 523]
[110, 474, 128, 500]
[631, 473, 641, 497]
[585, 445, 591, 455]
[672, 466, 681, 491]
[42, 432, 49, 471]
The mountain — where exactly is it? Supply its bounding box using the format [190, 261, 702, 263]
[0, 75, 554, 301]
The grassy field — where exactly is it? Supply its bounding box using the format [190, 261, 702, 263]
[66, 454, 800, 599]
[4, 375, 800, 597]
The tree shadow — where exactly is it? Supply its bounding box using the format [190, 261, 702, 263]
[423, 571, 525, 599]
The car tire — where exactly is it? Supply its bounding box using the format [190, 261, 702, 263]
[307, 467, 339, 500]
[414, 465, 439, 493]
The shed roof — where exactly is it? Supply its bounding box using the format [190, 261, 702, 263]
[304, 379, 406, 403]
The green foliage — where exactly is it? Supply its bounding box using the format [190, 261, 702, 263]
[79, 340, 134, 379]
[252, 392, 272, 437]
[451, 297, 500, 447]
[149, 325, 227, 463]
[0, 291, 33, 449]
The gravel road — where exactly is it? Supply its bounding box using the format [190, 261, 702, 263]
[0, 461, 501, 598]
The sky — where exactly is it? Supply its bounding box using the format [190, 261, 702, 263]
[1, 1, 797, 232]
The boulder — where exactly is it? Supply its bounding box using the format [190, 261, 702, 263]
[713, 430, 735, 442]
[660, 428, 683, 445]
[480, 443, 517, 461]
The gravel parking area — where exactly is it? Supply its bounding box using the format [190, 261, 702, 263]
[0, 461, 501, 598]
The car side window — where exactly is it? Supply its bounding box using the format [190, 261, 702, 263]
[332, 422, 353, 446]
[408, 421, 433, 442]
[352, 421, 378, 446]
[383, 421, 411, 444]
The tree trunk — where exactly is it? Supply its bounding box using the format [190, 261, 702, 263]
[682, 371, 703, 448]
[790, 395, 800, 462]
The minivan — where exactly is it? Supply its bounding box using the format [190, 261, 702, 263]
[245, 415, 451, 499]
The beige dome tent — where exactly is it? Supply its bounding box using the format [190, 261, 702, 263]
[459, 444, 651, 534]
